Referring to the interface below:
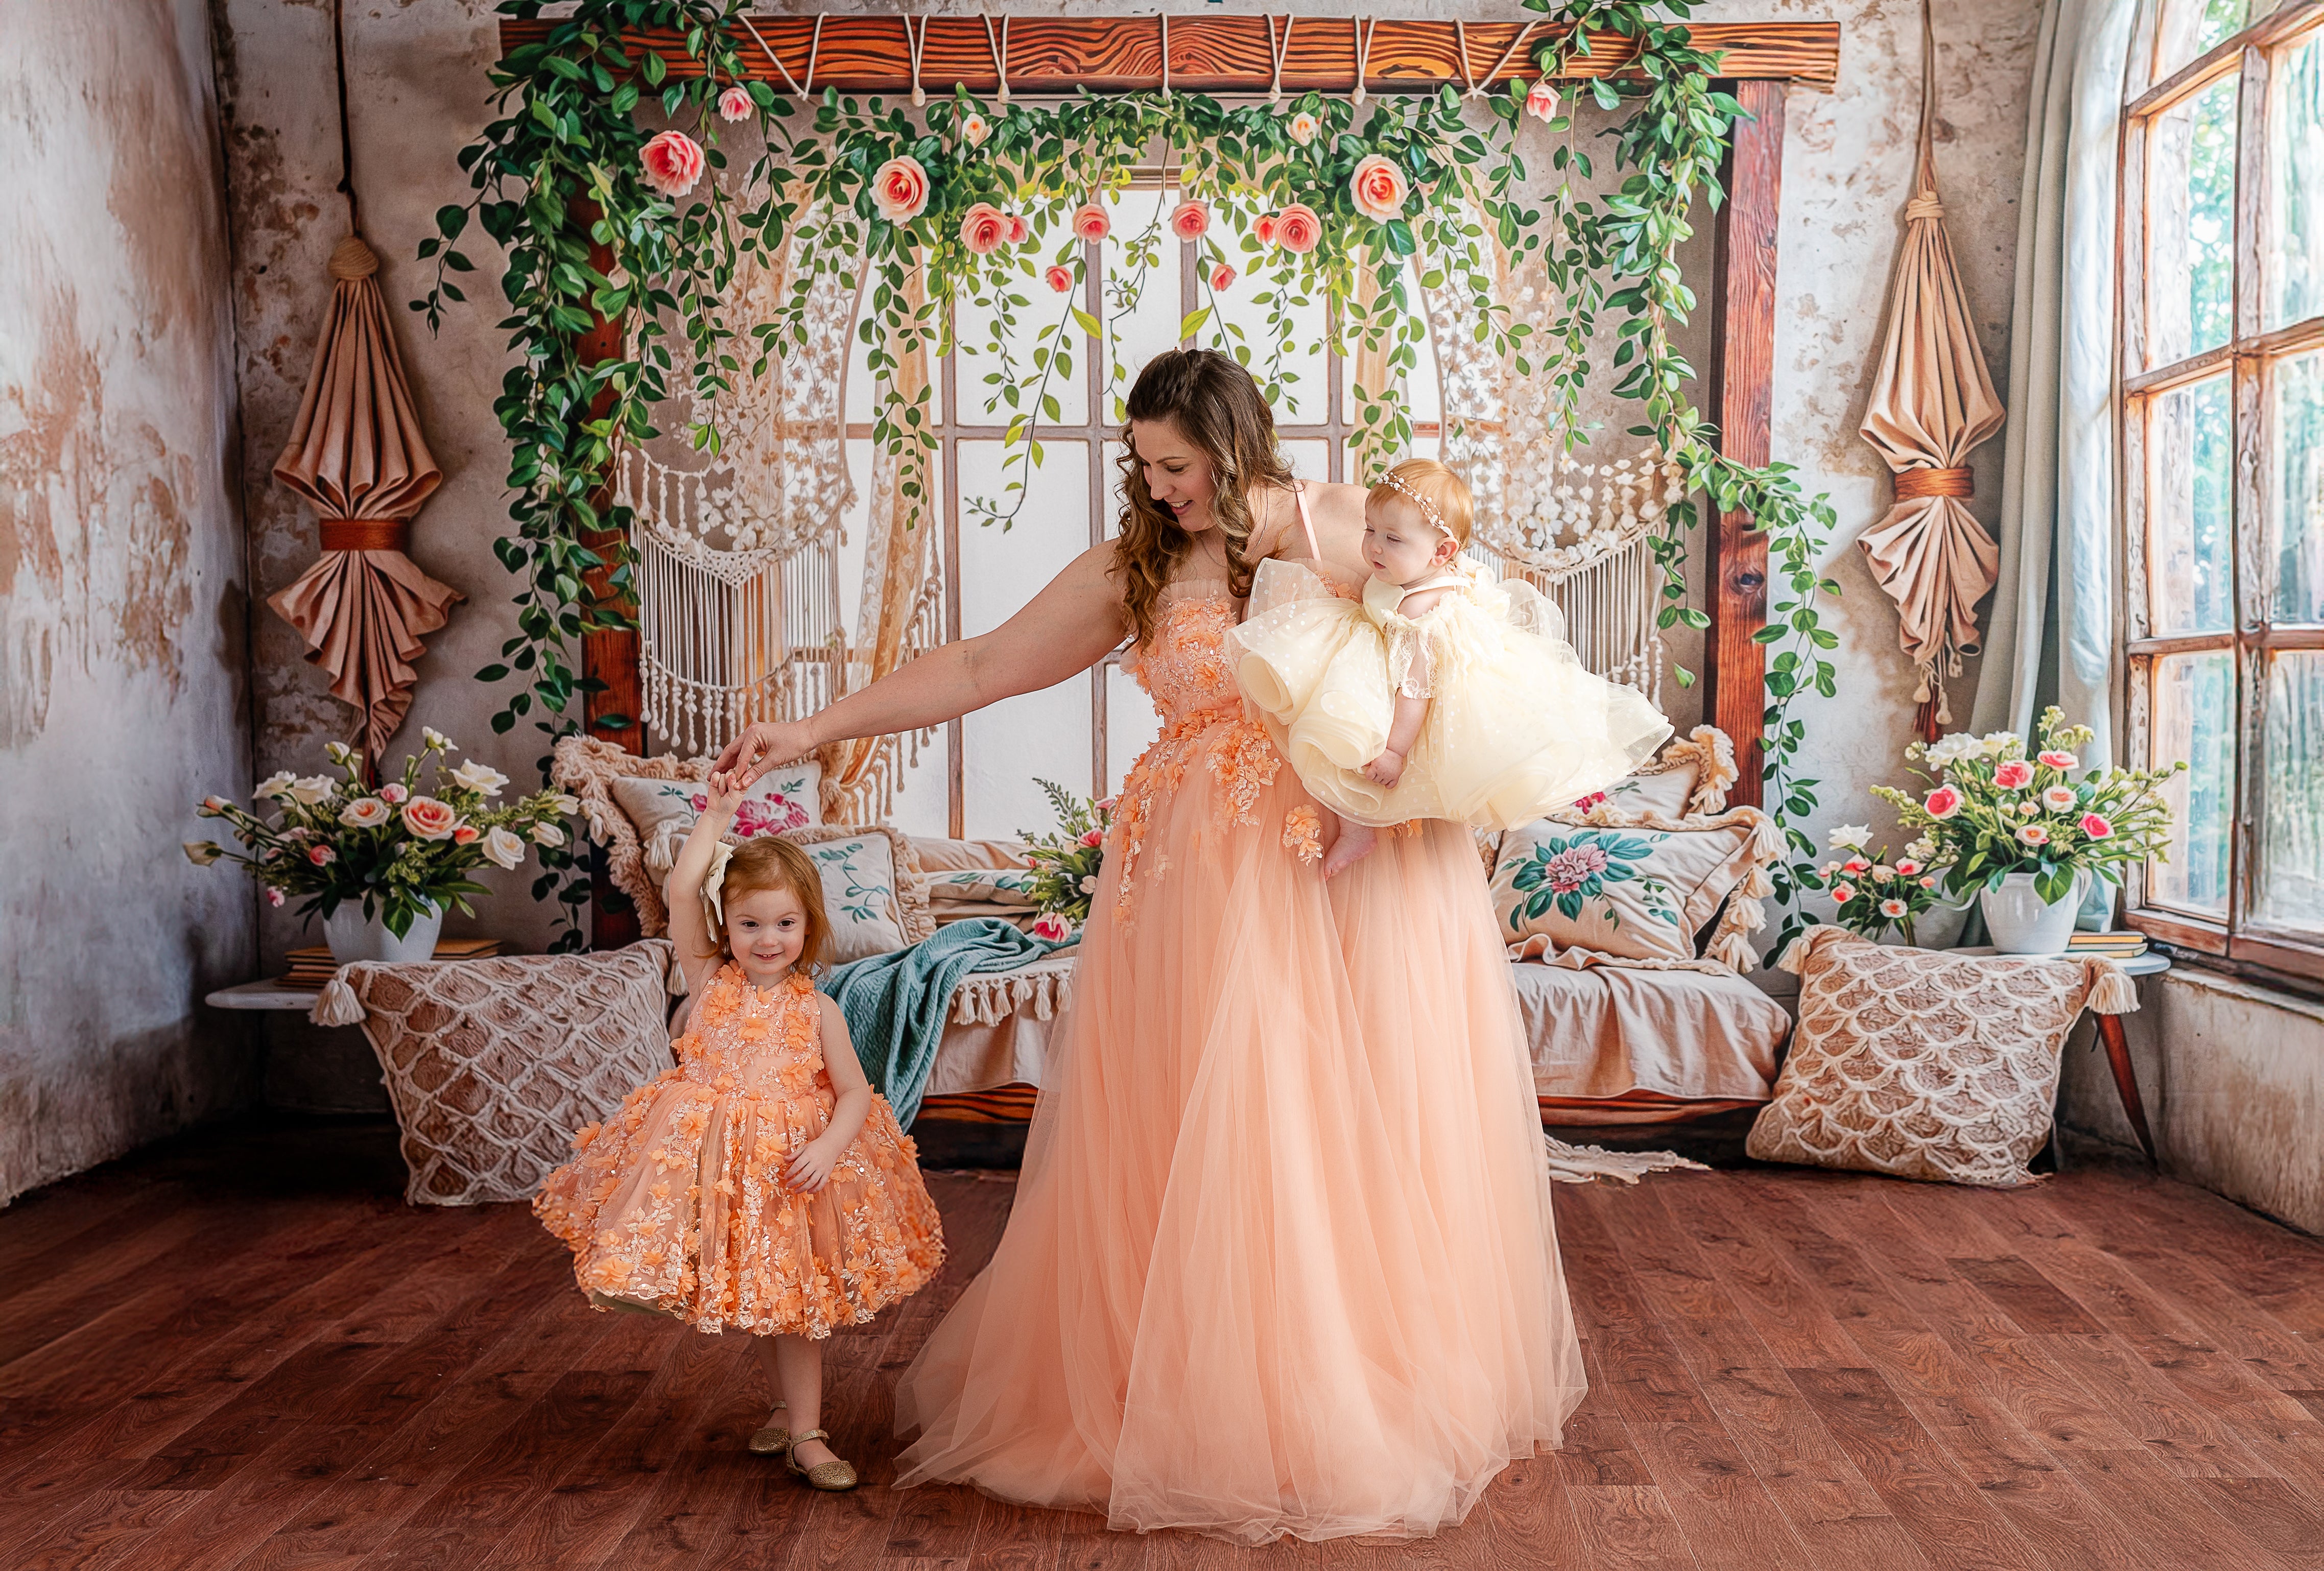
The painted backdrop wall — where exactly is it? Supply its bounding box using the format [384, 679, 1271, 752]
[0, 0, 257, 1203]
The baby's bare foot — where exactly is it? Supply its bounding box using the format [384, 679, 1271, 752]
[1321, 823, 1378, 880]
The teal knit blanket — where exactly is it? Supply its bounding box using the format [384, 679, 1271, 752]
[818, 918, 1065, 1128]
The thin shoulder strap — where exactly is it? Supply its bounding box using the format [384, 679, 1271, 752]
[1291, 482, 1321, 562]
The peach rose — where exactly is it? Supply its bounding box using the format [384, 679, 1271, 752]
[2038, 749, 2079, 769]
[401, 796, 459, 841]
[870, 155, 931, 223]
[959, 202, 1009, 255]
[1286, 109, 1319, 146]
[1349, 154, 1408, 221]
[1254, 213, 1278, 245]
[1273, 202, 1321, 253]
[1005, 211, 1028, 243]
[960, 111, 990, 147]
[717, 85, 753, 123]
[1993, 760, 2034, 790]
[1210, 262, 1236, 292]
[380, 782, 408, 804]
[452, 824, 480, 846]
[1071, 202, 1110, 243]
[641, 130, 705, 199]
[307, 844, 336, 866]
[1170, 199, 1209, 240]
[2042, 785, 2078, 811]
[339, 797, 392, 829]
[1525, 81, 1559, 123]
[1044, 264, 1074, 294]
[1832, 883, 1857, 904]
[2018, 824, 2050, 846]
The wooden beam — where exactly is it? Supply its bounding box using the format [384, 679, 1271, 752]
[1705, 78, 1785, 810]
[496, 16, 1841, 94]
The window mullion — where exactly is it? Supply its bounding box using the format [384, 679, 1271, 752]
[2227, 41, 2269, 940]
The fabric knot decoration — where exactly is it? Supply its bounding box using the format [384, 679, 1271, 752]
[329, 234, 381, 279]
[318, 519, 412, 551]
[1904, 192, 1945, 223]
[1893, 466, 1974, 500]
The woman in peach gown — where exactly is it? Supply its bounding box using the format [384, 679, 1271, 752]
[717, 349, 1585, 1543]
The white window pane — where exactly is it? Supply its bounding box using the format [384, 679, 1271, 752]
[1205, 231, 1332, 426]
[2149, 651, 2236, 915]
[2145, 76, 2238, 367]
[2154, 0, 2249, 79]
[2275, 347, 2324, 624]
[2268, 30, 2324, 329]
[957, 251, 1089, 430]
[845, 271, 941, 427]
[2146, 374, 2235, 634]
[1282, 440, 1332, 490]
[1102, 187, 1186, 425]
[2257, 651, 2324, 930]
[957, 440, 1094, 835]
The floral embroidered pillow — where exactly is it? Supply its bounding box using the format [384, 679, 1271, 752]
[612, 762, 821, 858]
[647, 822, 933, 965]
[1490, 816, 1765, 964]
[911, 836, 1039, 907]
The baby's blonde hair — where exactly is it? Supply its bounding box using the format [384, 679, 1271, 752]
[698, 835, 829, 972]
[1367, 458, 1474, 548]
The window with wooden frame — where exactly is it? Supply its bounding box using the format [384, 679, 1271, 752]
[2120, 0, 2324, 978]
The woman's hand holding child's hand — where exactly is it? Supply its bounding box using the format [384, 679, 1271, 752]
[786, 1137, 840, 1194]
[704, 769, 747, 818]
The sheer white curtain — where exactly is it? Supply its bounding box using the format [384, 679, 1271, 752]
[1973, 0, 2140, 760]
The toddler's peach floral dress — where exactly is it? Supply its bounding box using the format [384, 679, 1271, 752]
[535, 967, 942, 1337]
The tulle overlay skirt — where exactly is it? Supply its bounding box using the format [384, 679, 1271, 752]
[535, 1073, 944, 1340]
[891, 715, 1586, 1542]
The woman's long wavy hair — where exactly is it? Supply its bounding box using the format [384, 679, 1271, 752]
[1113, 349, 1295, 646]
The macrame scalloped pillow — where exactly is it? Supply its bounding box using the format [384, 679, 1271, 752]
[1745, 927, 2139, 1188]
[1489, 804, 1777, 972]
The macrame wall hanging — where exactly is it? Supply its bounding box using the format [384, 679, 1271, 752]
[1419, 219, 1683, 705]
[614, 205, 858, 760]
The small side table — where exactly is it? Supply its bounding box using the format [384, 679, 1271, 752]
[205, 980, 324, 1012]
[1955, 946, 2169, 1160]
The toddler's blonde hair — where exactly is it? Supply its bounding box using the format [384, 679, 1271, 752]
[1367, 458, 1474, 548]
[701, 835, 829, 972]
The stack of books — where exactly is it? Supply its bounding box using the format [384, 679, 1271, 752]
[2066, 931, 2148, 961]
[280, 936, 503, 990]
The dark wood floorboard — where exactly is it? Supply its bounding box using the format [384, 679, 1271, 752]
[2, 1115, 2321, 1569]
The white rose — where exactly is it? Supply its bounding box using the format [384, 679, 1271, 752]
[1078, 874, 1097, 894]
[549, 792, 582, 815]
[1827, 824, 1872, 851]
[531, 820, 566, 848]
[339, 796, 392, 828]
[422, 726, 456, 752]
[450, 761, 510, 797]
[288, 776, 336, 805]
[483, 826, 527, 871]
[1982, 730, 2020, 756]
[324, 741, 356, 766]
[255, 772, 297, 801]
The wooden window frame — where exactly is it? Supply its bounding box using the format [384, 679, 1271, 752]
[2118, 0, 2324, 982]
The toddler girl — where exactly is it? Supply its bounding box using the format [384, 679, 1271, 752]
[1234, 459, 1671, 877]
[534, 773, 944, 1491]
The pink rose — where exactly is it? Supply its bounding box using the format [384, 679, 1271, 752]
[1078, 828, 1104, 848]
[1044, 264, 1074, 294]
[453, 824, 480, 846]
[2038, 750, 2079, 769]
[1843, 857, 1869, 874]
[1170, 199, 1210, 240]
[1524, 81, 1559, 122]
[1832, 883, 1857, 903]
[1920, 876, 1937, 888]
[2080, 813, 2115, 840]
[2042, 785, 2078, 811]
[959, 202, 1009, 255]
[1571, 791, 1607, 814]
[266, 887, 286, 908]
[1254, 213, 1278, 245]
[641, 130, 705, 199]
[1880, 898, 1909, 919]
[1538, 843, 1610, 894]
[2018, 824, 2051, 846]
[1072, 203, 1111, 243]
[1924, 784, 1963, 819]
[960, 111, 990, 148]
[307, 844, 336, 866]
[401, 796, 459, 842]
[870, 155, 931, 223]
[380, 781, 409, 804]
[1031, 911, 1075, 942]
[717, 85, 753, 123]
[1994, 760, 2034, 790]
[1005, 211, 1028, 244]
[1210, 263, 1237, 292]
[1896, 859, 1921, 876]
[1285, 109, 1319, 146]
[1349, 154, 1409, 221]
[1273, 203, 1321, 254]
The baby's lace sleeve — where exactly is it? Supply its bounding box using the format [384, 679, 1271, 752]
[1384, 619, 1433, 699]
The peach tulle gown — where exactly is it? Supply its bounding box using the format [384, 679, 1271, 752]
[892, 539, 1587, 1542]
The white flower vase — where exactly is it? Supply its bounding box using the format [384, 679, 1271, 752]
[1978, 871, 2090, 956]
[323, 900, 443, 966]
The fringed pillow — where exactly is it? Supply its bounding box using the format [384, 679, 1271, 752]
[311, 941, 682, 1206]
[913, 836, 1040, 908]
[1489, 805, 1777, 971]
[1745, 927, 2140, 1188]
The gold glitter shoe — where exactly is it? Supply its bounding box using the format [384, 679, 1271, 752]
[782, 1429, 858, 1492]
[746, 1402, 790, 1456]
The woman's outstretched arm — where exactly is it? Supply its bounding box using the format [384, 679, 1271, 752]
[714, 541, 1127, 781]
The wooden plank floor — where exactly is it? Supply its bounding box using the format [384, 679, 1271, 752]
[3, 1118, 2321, 1569]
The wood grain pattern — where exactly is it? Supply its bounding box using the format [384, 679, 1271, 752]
[1705, 78, 1785, 810]
[4, 1121, 2321, 1568]
[496, 17, 1843, 94]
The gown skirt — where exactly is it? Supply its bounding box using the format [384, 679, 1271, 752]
[891, 594, 1586, 1543]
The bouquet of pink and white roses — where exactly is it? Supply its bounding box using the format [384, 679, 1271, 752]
[184, 729, 577, 938]
[1018, 778, 1114, 941]
[1871, 707, 2185, 909]
[1818, 825, 1947, 944]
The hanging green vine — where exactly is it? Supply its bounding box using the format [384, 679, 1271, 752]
[428, 0, 1841, 955]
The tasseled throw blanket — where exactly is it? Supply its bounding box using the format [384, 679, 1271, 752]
[820, 918, 1071, 1128]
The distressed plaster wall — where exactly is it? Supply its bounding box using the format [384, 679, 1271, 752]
[0, 0, 257, 1202]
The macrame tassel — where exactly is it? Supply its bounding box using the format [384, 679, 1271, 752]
[311, 973, 366, 1027]
[2084, 959, 2141, 1015]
